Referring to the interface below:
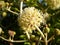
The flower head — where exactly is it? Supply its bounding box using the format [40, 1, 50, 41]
[18, 7, 44, 33]
[45, 0, 60, 10]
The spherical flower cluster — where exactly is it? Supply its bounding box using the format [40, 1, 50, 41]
[18, 7, 44, 33]
[45, 0, 60, 10]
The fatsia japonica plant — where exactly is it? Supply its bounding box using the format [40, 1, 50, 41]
[0, 0, 60, 45]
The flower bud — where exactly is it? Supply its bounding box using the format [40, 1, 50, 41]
[55, 29, 60, 36]
[2, 12, 7, 17]
[46, 26, 50, 33]
[24, 42, 31, 45]
[32, 42, 36, 45]
[44, 25, 50, 33]
[34, 36, 39, 41]
[19, 35, 26, 39]
[6, 2, 9, 6]
[10, 3, 13, 6]
[31, 35, 35, 39]
[8, 30, 16, 37]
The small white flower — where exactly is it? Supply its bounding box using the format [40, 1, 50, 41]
[45, 0, 60, 10]
[18, 7, 44, 33]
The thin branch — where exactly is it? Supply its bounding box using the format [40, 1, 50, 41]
[0, 36, 27, 42]
[45, 33, 48, 45]
[35, 25, 45, 41]
[6, 7, 19, 15]
[47, 35, 55, 43]
[37, 36, 43, 45]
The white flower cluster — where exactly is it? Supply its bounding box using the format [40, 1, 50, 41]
[45, 0, 60, 10]
[18, 7, 44, 33]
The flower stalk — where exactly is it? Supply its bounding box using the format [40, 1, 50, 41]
[6, 7, 19, 15]
[45, 33, 48, 45]
[25, 31, 30, 39]
[20, 0, 23, 15]
[0, 36, 27, 42]
[35, 25, 45, 40]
